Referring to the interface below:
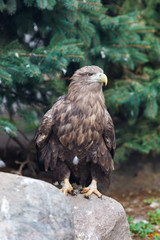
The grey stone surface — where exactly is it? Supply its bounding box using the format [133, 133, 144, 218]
[0, 172, 74, 240]
[0, 171, 132, 240]
[68, 194, 132, 240]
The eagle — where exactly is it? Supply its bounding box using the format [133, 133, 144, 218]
[35, 66, 116, 198]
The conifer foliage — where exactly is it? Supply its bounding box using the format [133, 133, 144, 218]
[0, 0, 160, 163]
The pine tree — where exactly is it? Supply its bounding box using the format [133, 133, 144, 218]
[0, 0, 159, 164]
[104, 0, 160, 163]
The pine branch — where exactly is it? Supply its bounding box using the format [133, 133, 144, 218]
[77, 1, 101, 6]
[112, 44, 151, 49]
[64, 54, 83, 59]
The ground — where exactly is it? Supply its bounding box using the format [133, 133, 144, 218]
[112, 190, 160, 240]
[108, 158, 160, 240]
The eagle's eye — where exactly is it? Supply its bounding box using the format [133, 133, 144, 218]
[88, 73, 94, 76]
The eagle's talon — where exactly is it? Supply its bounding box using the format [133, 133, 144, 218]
[80, 187, 89, 194]
[84, 194, 90, 199]
[78, 187, 83, 192]
[81, 179, 102, 198]
[71, 190, 77, 196]
[61, 178, 73, 196]
[101, 194, 103, 200]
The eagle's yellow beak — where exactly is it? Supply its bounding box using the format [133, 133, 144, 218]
[98, 73, 108, 86]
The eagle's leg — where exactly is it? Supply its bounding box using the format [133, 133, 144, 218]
[80, 179, 102, 198]
[61, 178, 74, 196]
[57, 160, 75, 196]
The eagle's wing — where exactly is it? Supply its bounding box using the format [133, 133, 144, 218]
[103, 109, 116, 159]
[35, 96, 65, 170]
[34, 108, 53, 148]
[93, 108, 116, 172]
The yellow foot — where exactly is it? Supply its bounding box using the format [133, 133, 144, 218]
[60, 178, 75, 196]
[80, 179, 102, 199]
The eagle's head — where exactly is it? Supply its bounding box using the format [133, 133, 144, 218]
[71, 65, 108, 87]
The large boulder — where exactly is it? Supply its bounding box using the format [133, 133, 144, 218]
[0, 172, 74, 240]
[68, 194, 132, 240]
[0, 171, 131, 240]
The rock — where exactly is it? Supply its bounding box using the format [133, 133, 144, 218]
[133, 217, 148, 224]
[68, 194, 132, 240]
[0, 159, 6, 168]
[150, 202, 160, 208]
[0, 172, 132, 240]
[0, 172, 74, 240]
